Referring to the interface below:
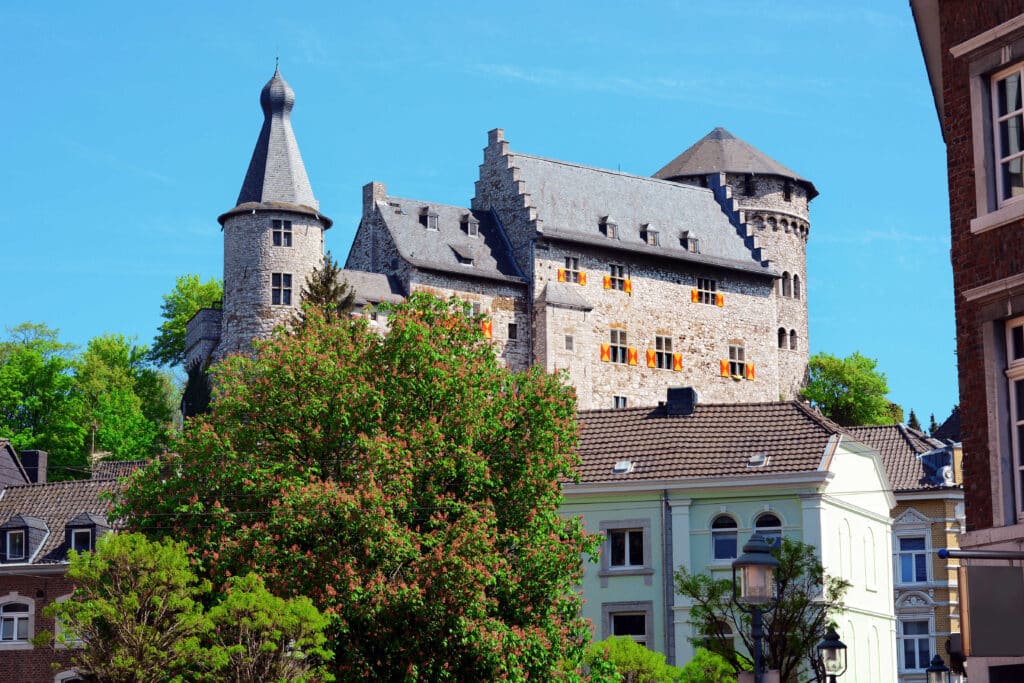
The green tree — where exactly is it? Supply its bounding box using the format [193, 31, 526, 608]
[678, 649, 736, 683]
[119, 293, 599, 681]
[586, 636, 682, 683]
[929, 412, 940, 435]
[675, 538, 849, 683]
[800, 352, 893, 426]
[151, 274, 223, 367]
[296, 251, 355, 325]
[907, 409, 922, 431]
[0, 323, 86, 479]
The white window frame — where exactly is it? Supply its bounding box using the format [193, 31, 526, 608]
[896, 535, 930, 585]
[992, 62, 1024, 208]
[5, 530, 25, 561]
[0, 594, 34, 649]
[597, 519, 653, 587]
[70, 528, 92, 554]
[1007, 315, 1024, 520]
[898, 617, 934, 673]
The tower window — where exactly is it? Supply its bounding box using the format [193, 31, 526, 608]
[793, 274, 801, 300]
[744, 174, 756, 196]
[784, 181, 793, 202]
[565, 335, 574, 351]
[272, 219, 292, 247]
[271, 273, 292, 305]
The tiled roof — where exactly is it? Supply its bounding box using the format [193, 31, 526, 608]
[653, 127, 818, 199]
[0, 478, 117, 564]
[575, 401, 846, 484]
[846, 424, 949, 492]
[378, 197, 526, 284]
[91, 460, 148, 480]
[0, 440, 29, 488]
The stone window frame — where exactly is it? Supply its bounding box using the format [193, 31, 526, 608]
[271, 273, 292, 306]
[789, 329, 798, 351]
[793, 273, 802, 300]
[598, 519, 654, 587]
[0, 593, 34, 650]
[893, 522, 932, 586]
[778, 328, 788, 349]
[271, 219, 293, 247]
[696, 277, 717, 305]
[564, 334, 574, 352]
[609, 329, 628, 364]
[600, 600, 654, 648]
[612, 396, 627, 410]
[507, 323, 518, 341]
[952, 17, 1024, 233]
[655, 335, 673, 370]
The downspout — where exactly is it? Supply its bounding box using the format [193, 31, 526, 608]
[663, 489, 675, 664]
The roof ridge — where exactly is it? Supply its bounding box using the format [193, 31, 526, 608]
[510, 151, 713, 193]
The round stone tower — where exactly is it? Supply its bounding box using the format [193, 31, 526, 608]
[216, 68, 332, 358]
[654, 128, 816, 399]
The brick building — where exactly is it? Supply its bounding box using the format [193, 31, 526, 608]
[187, 71, 817, 411]
[913, 1, 1024, 680]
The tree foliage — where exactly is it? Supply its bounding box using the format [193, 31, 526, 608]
[151, 274, 223, 367]
[296, 251, 355, 326]
[46, 532, 332, 683]
[800, 352, 893, 426]
[675, 538, 849, 683]
[0, 323, 86, 478]
[907, 409, 922, 431]
[119, 293, 599, 681]
[586, 636, 682, 683]
[677, 649, 736, 683]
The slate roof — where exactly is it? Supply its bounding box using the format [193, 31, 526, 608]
[0, 439, 29, 488]
[653, 127, 818, 199]
[91, 459, 148, 480]
[933, 406, 961, 442]
[846, 424, 950, 493]
[375, 196, 526, 284]
[506, 152, 774, 277]
[575, 401, 849, 484]
[0, 478, 117, 565]
[231, 68, 325, 218]
[338, 269, 406, 306]
[538, 282, 593, 311]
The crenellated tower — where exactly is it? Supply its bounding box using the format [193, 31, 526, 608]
[654, 127, 816, 398]
[216, 68, 332, 358]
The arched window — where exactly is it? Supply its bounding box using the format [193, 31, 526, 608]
[789, 330, 798, 350]
[793, 274, 801, 299]
[0, 596, 33, 646]
[782, 272, 792, 297]
[778, 328, 787, 349]
[711, 515, 738, 560]
[702, 619, 735, 653]
[755, 513, 782, 547]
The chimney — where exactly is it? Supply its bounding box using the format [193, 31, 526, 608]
[20, 450, 47, 484]
[362, 181, 386, 215]
[665, 387, 698, 417]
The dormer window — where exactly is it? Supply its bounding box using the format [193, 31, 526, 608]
[5, 531, 24, 561]
[640, 224, 659, 246]
[1, 515, 46, 563]
[681, 232, 700, 253]
[65, 513, 108, 557]
[600, 217, 618, 239]
[420, 207, 439, 230]
[71, 529, 92, 553]
[462, 214, 480, 237]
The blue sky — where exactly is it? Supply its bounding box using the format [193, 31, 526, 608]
[2, 1, 956, 425]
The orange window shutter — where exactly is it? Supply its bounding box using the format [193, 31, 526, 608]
[579, 271, 587, 286]
[628, 348, 638, 366]
[720, 359, 730, 377]
[673, 353, 683, 371]
[691, 289, 699, 303]
[624, 279, 632, 294]
[603, 275, 612, 289]
[646, 349, 656, 368]
[482, 320, 492, 338]
[557, 268, 566, 283]
[746, 363, 756, 380]
[716, 293, 724, 307]
[600, 344, 611, 362]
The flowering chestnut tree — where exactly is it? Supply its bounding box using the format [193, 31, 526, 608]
[118, 293, 599, 681]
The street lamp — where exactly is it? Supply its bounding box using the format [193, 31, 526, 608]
[926, 654, 951, 683]
[816, 627, 847, 682]
[733, 533, 781, 683]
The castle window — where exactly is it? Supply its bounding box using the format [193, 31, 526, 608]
[728, 344, 747, 378]
[608, 264, 627, 291]
[564, 335, 574, 351]
[600, 217, 618, 239]
[778, 328, 787, 349]
[655, 335, 673, 370]
[784, 181, 793, 202]
[507, 323, 518, 340]
[564, 257, 581, 284]
[272, 219, 292, 247]
[462, 214, 480, 237]
[789, 330, 798, 350]
[613, 396, 628, 409]
[793, 274, 801, 299]
[782, 272, 792, 297]
[640, 224, 659, 246]
[609, 329, 628, 364]
[696, 277, 717, 305]
[744, 173, 756, 196]
[271, 273, 292, 305]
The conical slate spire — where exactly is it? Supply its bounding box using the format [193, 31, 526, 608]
[654, 127, 817, 199]
[235, 68, 319, 210]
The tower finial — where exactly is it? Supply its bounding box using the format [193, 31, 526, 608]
[275, 51, 279, 72]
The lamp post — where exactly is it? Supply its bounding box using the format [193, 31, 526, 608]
[926, 654, 951, 683]
[732, 533, 781, 683]
[816, 627, 847, 682]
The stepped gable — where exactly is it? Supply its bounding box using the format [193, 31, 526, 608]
[654, 127, 818, 199]
[375, 194, 525, 284]
[230, 67, 324, 217]
[0, 478, 117, 564]
[847, 424, 948, 492]
[499, 148, 773, 276]
[576, 401, 848, 483]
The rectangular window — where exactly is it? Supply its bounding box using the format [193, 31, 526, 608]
[901, 620, 931, 670]
[271, 219, 292, 247]
[609, 329, 628, 364]
[564, 257, 581, 284]
[0, 603, 30, 642]
[898, 536, 928, 583]
[640, 226, 659, 246]
[463, 215, 479, 236]
[697, 277, 717, 304]
[1008, 316, 1024, 518]
[564, 335, 574, 352]
[994, 65, 1024, 205]
[6, 530, 25, 561]
[655, 335, 673, 370]
[600, 218, 618, 239]
[612, 613, 647, 646]
[682, 232, 700, 253]
[613, 396, 627, 409]
[729, 344, 746, 378]
[609, 529, 643, 567]
[609, 264, 626, 291]
[507, 323, 518, 340]
[271, 273, 292, 305]
[71, 529, 92, 553]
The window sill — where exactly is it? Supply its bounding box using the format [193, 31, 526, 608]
[0, 642, 33, 650]
[971, 200, 1024, 234]
[599, 567, 655, 578]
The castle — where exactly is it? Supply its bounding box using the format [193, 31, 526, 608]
[186, 69, 816, 410]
